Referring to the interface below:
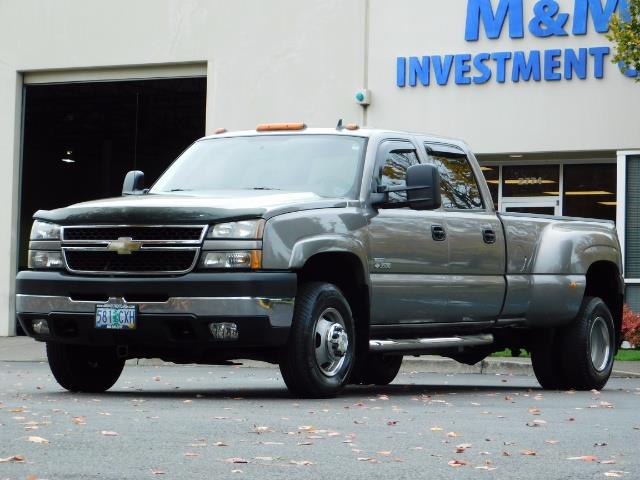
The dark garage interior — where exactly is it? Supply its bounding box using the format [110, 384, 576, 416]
[19, 77, 207, 270]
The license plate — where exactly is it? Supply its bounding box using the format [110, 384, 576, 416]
[95, 304, 137, 330]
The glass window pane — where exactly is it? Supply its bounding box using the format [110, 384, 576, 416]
[502, 165, 560, 197]
[625, 157, 640, 278]
[431, 153, 483, 209]
[379, 149, 420, 203]
[563, 164, 616, 222]
[481, 165, 499, 207]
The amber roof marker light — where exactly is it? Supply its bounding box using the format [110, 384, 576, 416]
[256, 123, 306, 132]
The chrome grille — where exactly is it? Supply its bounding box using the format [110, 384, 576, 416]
[61, 225, 206, 275]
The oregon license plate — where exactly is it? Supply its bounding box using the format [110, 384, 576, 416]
[95, 304, 137, 330]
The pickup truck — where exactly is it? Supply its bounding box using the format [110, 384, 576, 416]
[16, 124, 624, 398]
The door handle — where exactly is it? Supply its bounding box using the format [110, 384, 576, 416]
[431, 224, 446, 242]
[482, 228, 496, 244]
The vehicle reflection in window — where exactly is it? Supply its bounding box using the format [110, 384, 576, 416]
[431, 152, 483, 210]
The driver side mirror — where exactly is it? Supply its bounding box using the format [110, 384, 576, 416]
[122, 170, 145, 196]
[372, 164, 441, 210]
[406, 163, 441, 210]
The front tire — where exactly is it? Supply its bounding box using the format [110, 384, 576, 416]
[279, 282, 355, 398]
[47, 342, 125, 393]
[561, 297, 615, 391]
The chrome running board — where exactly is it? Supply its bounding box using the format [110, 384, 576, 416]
[369, 334, 494, 353]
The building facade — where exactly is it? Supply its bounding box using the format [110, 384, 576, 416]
[1, 0, 638, 335]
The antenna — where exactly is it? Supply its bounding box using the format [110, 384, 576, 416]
[336, 119, 343, 130]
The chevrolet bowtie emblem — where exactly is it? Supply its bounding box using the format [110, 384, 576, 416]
[107, 237, 142, 255]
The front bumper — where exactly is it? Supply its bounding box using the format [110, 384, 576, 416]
[16, 271, 296, 354]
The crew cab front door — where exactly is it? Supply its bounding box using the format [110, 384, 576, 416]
[368, 140, 448, 325]
[425, 143, 506, 323]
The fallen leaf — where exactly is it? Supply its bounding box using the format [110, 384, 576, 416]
[150, 469, 166, 475]
[521, 449, 537, 456]
[101, 430, 119, 436]
[528, 407, 541, 415]
[378, 451, 392, 456]
[298, 425, 316, 432]
[290, 460, 314, 465]
[600, 460, 617, 465]
[231, 469, 243, 473]
[184, 452, 200, 458]
[386, 420, 398, 426]
[27, 436, 49, 444]
[604, 471, 625, 477]
[9, 407, 25, 413]
[448, 459, 467, 467]
[567, 455, 598, 462]
[214, 442, 228, 447]
[0, 455, 26, 463]
[72, 416, 86, 425]
[594, 442, 608, 447]
[526, 419, 547, 427]
[446, 432, 459, 438]
[225, 458, 249, 464]
[430, 426, 443, 432]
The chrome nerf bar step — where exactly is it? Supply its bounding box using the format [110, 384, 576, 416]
[369, 334, 494, 353]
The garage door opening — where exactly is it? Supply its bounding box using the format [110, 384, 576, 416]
[19, 77, 207, 271]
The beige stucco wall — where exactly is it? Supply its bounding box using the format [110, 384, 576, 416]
[0, 0, 638, 335]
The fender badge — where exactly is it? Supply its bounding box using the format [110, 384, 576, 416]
[107, 237, 142, 255]
[569, 281, 578, 289]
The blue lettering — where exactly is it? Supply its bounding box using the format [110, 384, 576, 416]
[465, 0, 524, 41]
[491, 51, 512, 83]
[512, 50, 541, 82]
[409, 56, 430, 86]
[473, 53, 493, 84]
[544, 49, 562, 80]
[455, 54, 472, 85]
[529, 0, 569, 37]
[589, 46, 610, 78]
[432, 55, 455, 85]
[564, 48, 588, 79]
[396, 57, 406, 87]
[619, 61, 639, 78]
[573, 0, 629, 35]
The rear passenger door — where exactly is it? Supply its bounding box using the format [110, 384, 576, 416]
[425, 143, 506, 323]
[368, 140, 448, 325]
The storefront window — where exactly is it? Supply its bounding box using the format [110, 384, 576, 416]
[502, 165, 560, 197]
[563, 164, 616, 222]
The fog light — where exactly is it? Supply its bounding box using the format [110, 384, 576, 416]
[32, 319, 50, 335]
[209, 322, 238, 341]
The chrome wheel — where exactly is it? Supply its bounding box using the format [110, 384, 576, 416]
[314, 307, 349, 377]
[589, 316, 611, 372]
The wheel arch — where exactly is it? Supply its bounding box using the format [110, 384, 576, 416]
[296, 251, 370, 355]
[584, 260, 624, 348]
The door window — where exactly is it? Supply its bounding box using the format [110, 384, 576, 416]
[428, 148, 483, 209]
[377, 144, 420, 203]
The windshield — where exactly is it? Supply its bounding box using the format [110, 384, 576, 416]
[151, 134, 367, 198]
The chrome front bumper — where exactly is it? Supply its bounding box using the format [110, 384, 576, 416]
[16, 294, 295, 328]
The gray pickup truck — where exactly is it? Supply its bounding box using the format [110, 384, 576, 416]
[17, 124, 624, 397]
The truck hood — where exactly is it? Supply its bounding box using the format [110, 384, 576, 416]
[34, 190, 352, 225]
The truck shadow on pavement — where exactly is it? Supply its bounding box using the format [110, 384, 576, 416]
[42, 382, 542, 401]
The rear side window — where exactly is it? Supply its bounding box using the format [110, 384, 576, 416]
[378, 146, 420, 203]
[428, 147, 483, 209]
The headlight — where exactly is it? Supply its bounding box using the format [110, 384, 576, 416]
[30, 221, 61, 240]
[200, 250, 262, 269]
[28, 251, 64, 269]
[207, 220, 264, 239]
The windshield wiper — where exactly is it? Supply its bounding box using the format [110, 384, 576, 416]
[247, 187, 281, 191]
[167, 188, 193, 192]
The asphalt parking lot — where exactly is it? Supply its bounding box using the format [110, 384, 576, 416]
[1, 362, 639, 480]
